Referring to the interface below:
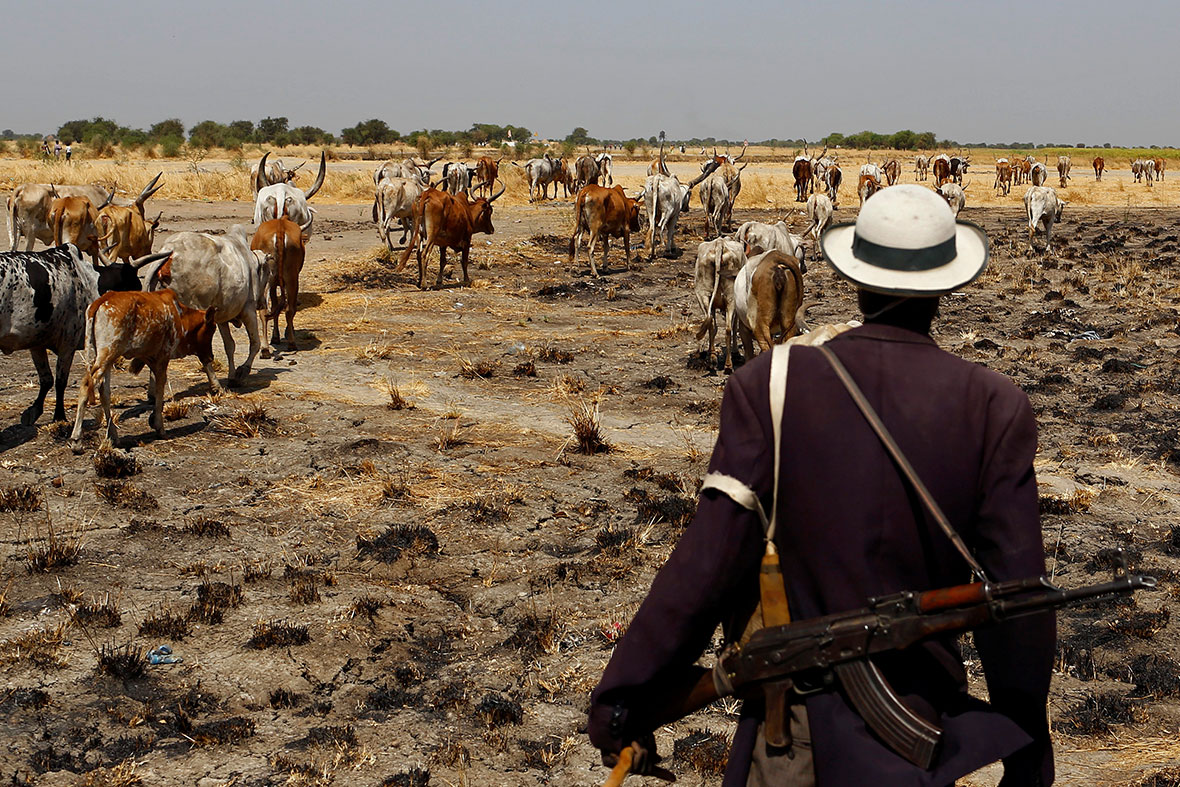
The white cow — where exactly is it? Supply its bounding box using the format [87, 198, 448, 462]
[938, 183, 966, 217]
[373, 176, 426, 250]
[734, 220, 802, 260]
[595, 153, 614, 187]
[915, 155, 930, 181]
[1024, 186, 1066, 252]
[373, 156, 439, 187]
[804, 193, 834, 260]
[693, 238, 746, 371]
[1029, 162, 1048, 187]
[148, 225, 272, 385]
[254, 152, 327, 229]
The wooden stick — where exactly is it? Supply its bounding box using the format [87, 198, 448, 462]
[602, 746, 634, 787]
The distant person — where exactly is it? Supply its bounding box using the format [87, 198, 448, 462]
[65, 144, 72, 162]
[54, 141, 62, 159]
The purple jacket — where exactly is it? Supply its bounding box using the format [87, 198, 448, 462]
[588, 324, 1054, 786]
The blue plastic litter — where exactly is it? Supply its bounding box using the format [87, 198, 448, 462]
[149, 645, 182, 665]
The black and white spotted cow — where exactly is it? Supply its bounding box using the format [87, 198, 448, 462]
[0, 244, 168, 426]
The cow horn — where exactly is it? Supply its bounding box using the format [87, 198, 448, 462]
[136, 172, 164, 206]
[97, 190, 114, 210]
[132, 250, 172, 270]
[426, 155, 444, 168]
[292, 161, 306, 172]
[303, 151, 327, 201]
[488, 180, 506, 203]
[255, 153, 270, 193]
[734, 142, 748, 162]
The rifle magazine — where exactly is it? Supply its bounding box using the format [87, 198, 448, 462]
[834, 659, 941, 769]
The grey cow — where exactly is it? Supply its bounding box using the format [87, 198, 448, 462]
[0, 244, 167, 425]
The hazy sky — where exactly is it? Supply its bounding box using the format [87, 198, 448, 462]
[9, 0, 1176, 146]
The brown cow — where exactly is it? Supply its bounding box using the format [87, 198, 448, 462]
[251, 218, 308, 349]
[49, 196, 101, 262]
[792, 158, 813, 202]
[737, 250, 805, 355]
[857, 173, 882, 206]
[398, 183, 505, 289]
[69, 288, 218, 450]
[1154, 157, 1165, 181]
[994, 160, 1013, 195]
[95, 173, 165, 262]
[882, 159, 900, 186]
[474, 157, 501, 198]
[1093, 156, 1105, 180]
[569, 184, 642, 277]
[932, 157, 951, 187]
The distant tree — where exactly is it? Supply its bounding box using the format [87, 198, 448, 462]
[1, 129, 11, 139]
[228, 120, 255, 142]
[256, 116, 289, 143]
[1104, 142, 1112, 148]
[341, 119, 395, 146]
[290, 125, 334, 145]
[188, 120, 232, 148]
[149, 119, 185, 140]
[566, 127, 594, 146]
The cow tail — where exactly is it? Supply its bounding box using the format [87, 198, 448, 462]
[272, 227, 287, 317]
[569, 193, 583, 260]
[52, 204, 64, 246]
[6, 195, 15, 249]
[397, 198, 422, 272]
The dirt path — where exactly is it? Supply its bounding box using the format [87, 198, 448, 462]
[1, 198, 1179, 786]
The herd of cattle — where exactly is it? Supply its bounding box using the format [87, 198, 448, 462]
[0, 145, 1168, 447]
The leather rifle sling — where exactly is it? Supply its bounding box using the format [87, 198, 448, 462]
[816, 344, 990, 583]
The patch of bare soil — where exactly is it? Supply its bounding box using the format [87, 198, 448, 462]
[1, 200, 1179, 785]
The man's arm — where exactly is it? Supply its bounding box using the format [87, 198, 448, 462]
[588, 372, 772, 754]
[971, 386, 1055, 786]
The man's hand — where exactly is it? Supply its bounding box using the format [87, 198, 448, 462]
[601, 734, 676, 786]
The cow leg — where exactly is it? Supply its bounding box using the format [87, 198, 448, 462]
[738, 320, 755, 362]
[600, 237, 610, 276]
[586, 230, 599, 277]
[622, 229, 631, 268]
[149, 362, 167, 437]
[459, 248, 471, 287]
[284, 270, 298, 346]
[234, 307, 261, 382]
[22, 348, 53, 426]
[218, 322, 237, 385]
[435, 248, 447, 289]
[51, 348, 75, 423]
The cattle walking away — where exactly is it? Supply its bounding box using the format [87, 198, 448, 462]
[1057, 156, 1072, 188]
[473, 157, 501, 198]
[1024, 186, 1067, 253]
[882, 159, 900, 186]
[251, 218, 308, 349]
[1153, 157, 1165, 181]
[994, 159, 1013, 195]
[251, 156, 303, 196]
[1030, 162, 1048, 187]
[373, 176, 426, 250]
[569, 184, 642, 277]
[692, 238, 746, 372]
[69, 289, 218, 450]
[793, 156, 812, 202]
[734, 220, 802, 265]
[858, 173, 882, 207]
[1093, 156, 1104, 181]
[824, 164, 843, 207]
[932, 155, 951, 186]
[734, 250, 805, 357]
[574, 155, 601, 193]
[804, 193, 834, 260]
[0, 244, 168, 426]
[398, 183, 505, 289]
[915, 155, 930, 181]
[644, 162, 717, 260]
[515, 154, 565, 202]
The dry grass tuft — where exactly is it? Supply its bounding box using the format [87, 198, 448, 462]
[537, 346, 575, 364]
[247, 619, 310, 649]
[25, 519, 83, 573]
[0, 484, 43, 513]
[210, 402, 277, 437]
[189, 580, 244, 625]
[95, 480, 158, 511]
[0, 577, 11, 618]
[349, 595, 388, 621]
[673, 729, 730, 776]
[73, 594, 122, 628]
[186, 515, 231, 538]
[243, 560, 273, 583]
[383, 377, 415, 410]
[435, 419, 466, 451]
[356, 524, 440, 563]
[566, 396, 611, 454]
[96, 641, 148, 680]
[93, 442, 140, 478]
[0, 622, 70, 668]
[289, 575, 321, 604]
[83, 759, 144, 787]
[162, 400, 194, 421]
[138, 607, 192, 640]
[474, 692, 524, 727]
[190, 716, 257, 745]
[381, 768, 432, 787]
[513, 360, 537, 377]
[458, 356, 498, 379]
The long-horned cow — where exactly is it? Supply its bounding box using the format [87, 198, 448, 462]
[251, 218, 308, 349]
[915, 155, 930, 181]
[596, 153, 613, 187]
[7, 182, 128, 252]
[254, 152, 327, 229]
[397, 182, 505, 289]
[574, 155, 601, 192]
[514, 154, 564, 202]
[148, 226, 273, 385]
[734, 250, 805, 357]
[1057, 156, 1072, 188]
[49, 197, 101, 263]
[251, 155, 303, 196]
[804, 193, 833, 260]
[473, 156, 501, 198]
[882, 159, 901, 187]
[374, 156, 441, 187]
[0, 244, 168, 426]
[372, 176, 426, 250]
[644, 162, 717, 259]
[824, 164, 843, 207]
[95, 173, 165, 262]
[858, 172, 882, 206]
[1024, 186, 1067, 253]
[569, 184, 642, 277]
[937, 183, 966, 218]
[793, 156, 813, 202]
[994, 159, 1013, 195]
[693, 237, 746, 371]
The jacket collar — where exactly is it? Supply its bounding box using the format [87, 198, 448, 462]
[835, 322, 938, 347]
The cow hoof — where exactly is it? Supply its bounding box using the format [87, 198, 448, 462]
[19, 408, 40, 427]
[70, 440, 85, 455]
[261, 348, 272, 359]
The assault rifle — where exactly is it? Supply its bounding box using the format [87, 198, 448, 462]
[605, 558, 1154, 784]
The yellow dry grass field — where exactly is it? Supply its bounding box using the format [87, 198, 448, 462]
[2, 145, 1176, 209]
